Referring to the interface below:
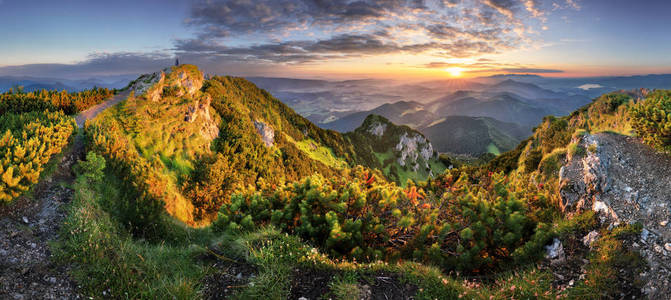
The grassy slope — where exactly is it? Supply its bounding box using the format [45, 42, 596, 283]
[89, 67, 351, 225]
[91, 82, 215, 225]
[283, 134, 348, 169]
[60, 156, 640, 299]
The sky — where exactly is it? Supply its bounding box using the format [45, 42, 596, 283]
[1, 0, 671, 80]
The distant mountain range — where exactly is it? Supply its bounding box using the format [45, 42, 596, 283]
[255, 73, 668, 156]
[314, 79, 594, 155]
[0, 75, 136, 92]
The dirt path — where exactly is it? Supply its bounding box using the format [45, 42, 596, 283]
[0, 93, 129, 299]
[75, 90, 130, 128]
[0, 136, 84, 299]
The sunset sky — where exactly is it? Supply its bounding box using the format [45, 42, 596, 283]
[1, 0, 671, 79]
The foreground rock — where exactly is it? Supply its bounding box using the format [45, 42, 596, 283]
[560, 132, 671, 297]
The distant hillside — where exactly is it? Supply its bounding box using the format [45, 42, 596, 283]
[420, 116, 527, 155]
[321, 101, 436, 132]
[427, 83, 591, 126]
[321, 80, 591, 157]
[345, 115, 445, 183]
[0, 75, 135, 92]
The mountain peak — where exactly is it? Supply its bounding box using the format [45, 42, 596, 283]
[128, 64, 204, 102]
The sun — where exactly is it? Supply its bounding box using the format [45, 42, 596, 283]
[445, 67, 465, 77]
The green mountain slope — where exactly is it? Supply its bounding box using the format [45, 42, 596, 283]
[344, 114, 445, 184]
[321, 101, 436, 132]
[421, 115, 527, 155]
[87, 65, 442, 225]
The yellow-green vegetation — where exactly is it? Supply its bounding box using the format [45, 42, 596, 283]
[58, 152, 211, 298]
[87, 86, 210, 225]
[631, 90, 671, 152]
[0, 110, 76, 203]
[0, 86, 111, 203]
[1, 86, 114, 115]
[61, 159, 625, 300]
[505, 92, 636, 178]
[539, 147, 567, 180]
[284, 134, 348, 169]
[58, 67, 660, 299]
[486, 143, 501, 155]
[87, 65, 361, 226]
[567, 141, 585, 158]
[216, 167, 553, 273]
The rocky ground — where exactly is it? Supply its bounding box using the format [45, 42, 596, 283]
[0, 136, 84, 299]
[560, 132, 671, 298]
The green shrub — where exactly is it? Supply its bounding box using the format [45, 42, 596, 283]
[0, 87, 114, 115]
[630, 90, 671, 152]
[76, 151, 106, 184]
[0, 111, 76, 203]
[523, 148, 542, 172]
[215, 167, 539, 273]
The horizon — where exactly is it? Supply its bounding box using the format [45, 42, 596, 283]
[2, 0, 671, 80]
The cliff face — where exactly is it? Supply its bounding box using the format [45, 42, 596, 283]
[559, 132, 671, 297]
[395, 132, 434, 173]
[364, 117, 434, 171]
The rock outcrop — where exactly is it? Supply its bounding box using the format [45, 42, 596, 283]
[254, 120, 275, 147]
[395, 132, 434, 173]
[184, 95, 219, 140]
[129, 65, 218, 141]
[559, 132, 671, 297]
[129, 66, 204, 102]
[367, 122, 387, 138]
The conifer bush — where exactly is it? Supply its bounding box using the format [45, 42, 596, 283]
[0, 110, 75, 203]
[215, 167, 541, 273]
[1, 87, 114, 115]
[631, 90, 671, 152]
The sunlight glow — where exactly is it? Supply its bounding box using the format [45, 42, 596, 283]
[445, 67, 465, 77]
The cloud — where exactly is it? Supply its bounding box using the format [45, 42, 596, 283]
[523, 0, 545, 21]
[0, 52, 174, 79]
[495, 67, 563, 73]
[565, 0, 581, 10]
[482, 0, 517, 18]
[422, 60, 564, 74]
[552, 0, 581, 11]
[186, 0, 427, 37]
[177, 0, 548, 65]
[1, 0, 577, 78]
